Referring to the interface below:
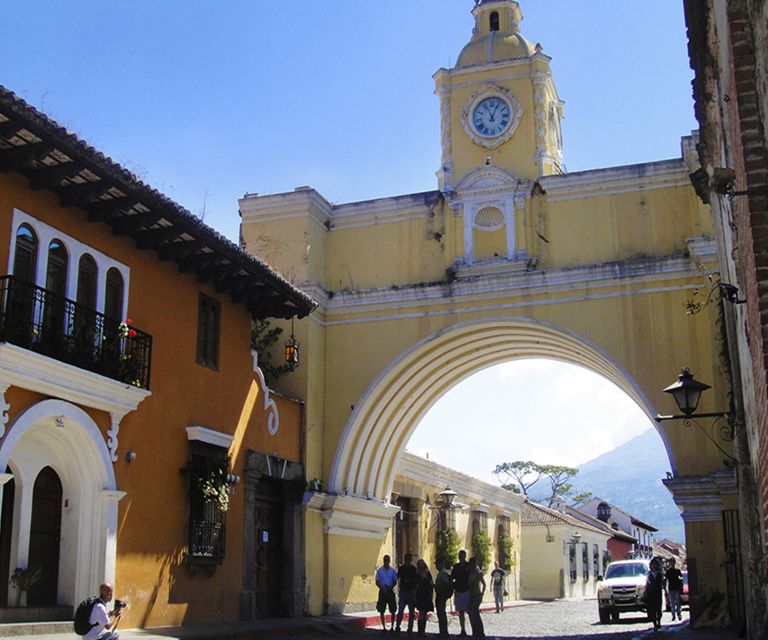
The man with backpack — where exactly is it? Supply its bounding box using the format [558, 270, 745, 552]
[75, 583, 123, 640]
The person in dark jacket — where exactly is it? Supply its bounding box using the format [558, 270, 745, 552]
[467, 557, 486, 639]
[395, 554, 417, 636]
[433, 558, 453, 637]
[451, 550, 470, 637]
[414, 559, 434, 637]
[664, 557, 684, 621]
[645, 557, 664, 630]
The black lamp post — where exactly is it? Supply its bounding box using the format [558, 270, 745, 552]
[662, 368, 711, 416]
[656, 368, 737, 462]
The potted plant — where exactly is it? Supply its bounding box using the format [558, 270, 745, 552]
[10, 566, 41, 606]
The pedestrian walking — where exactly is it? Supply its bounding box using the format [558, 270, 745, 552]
[664, 557, 684, 621]
[644, 557, 664, 630]
[451, 550, 470, 637]
[376, 555, 398, 634]
[467, 556, 486, 639]
[395, 553, 417, 635]
[433, 558, 454, 637]
[490, 561, 505, 613]
[414, 559, 434, 637]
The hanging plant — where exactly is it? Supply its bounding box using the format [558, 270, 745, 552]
[186, 455, 232, 512]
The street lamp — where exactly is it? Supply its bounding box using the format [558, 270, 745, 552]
[662, 368, 711, 416]
[284, 317, 300, 371]
[655, 368, 737, 463]
[438, 486, 458, 508]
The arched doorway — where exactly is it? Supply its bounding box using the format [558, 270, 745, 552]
[0, 400, 121, 609]
[27, 467, 62, 606]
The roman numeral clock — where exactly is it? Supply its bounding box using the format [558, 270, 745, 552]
[460, 85, 523, 149]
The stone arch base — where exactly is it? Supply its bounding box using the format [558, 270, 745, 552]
[0, 399, 124, 608]
[329, 318, 671, 504]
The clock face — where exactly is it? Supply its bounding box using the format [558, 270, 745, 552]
[472, 97, 512, 137]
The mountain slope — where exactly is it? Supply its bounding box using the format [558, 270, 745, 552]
[573, 428, 684, 542]
[528, 429, 684, 542]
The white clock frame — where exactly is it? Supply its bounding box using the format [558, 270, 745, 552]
[460, 84, 523, 149]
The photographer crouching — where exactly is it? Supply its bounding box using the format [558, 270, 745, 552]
[75, 582, 127, 640]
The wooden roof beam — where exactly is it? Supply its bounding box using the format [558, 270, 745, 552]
[197, 262, 236, 284]
[110, 211, 159, 235]
[0, 120, 23, 138]
[87, 196, 139, 223]
[27, 161, 83, 190]
[0, 141, 53, 172]
[159, 239, 205, 261]
[59, 180, 111, 207]
[214, 270, 250, 294]
[134, 225, 181, 250]
[177, 251, 221, 274]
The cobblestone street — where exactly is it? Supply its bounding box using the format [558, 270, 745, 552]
[355, 600, 734, 640]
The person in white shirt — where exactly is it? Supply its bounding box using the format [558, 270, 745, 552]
[84, 583, 122, 640]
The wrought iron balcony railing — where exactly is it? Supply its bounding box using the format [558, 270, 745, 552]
[0, 275, 152, 389]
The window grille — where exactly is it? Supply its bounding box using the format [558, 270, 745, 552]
[187, 441, 228, 560]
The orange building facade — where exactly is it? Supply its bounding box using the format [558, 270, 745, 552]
[0, 87, 315, 628]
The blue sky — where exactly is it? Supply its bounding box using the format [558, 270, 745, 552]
[1, 1, 694, 480]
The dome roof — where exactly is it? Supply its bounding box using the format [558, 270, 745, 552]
[456, 31, 533, 68]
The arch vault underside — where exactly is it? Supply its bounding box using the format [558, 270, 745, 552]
[329, 317, 671, 502]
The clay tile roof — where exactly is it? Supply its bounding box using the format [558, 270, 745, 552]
[521, 501, 607, 536]
[0, 84, 316, 320]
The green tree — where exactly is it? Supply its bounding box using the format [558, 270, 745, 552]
[539, 464, 579, 507]
[494, 460, 580, 507]
[492, 461, 544, 496]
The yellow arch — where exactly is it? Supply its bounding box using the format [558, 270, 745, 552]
[328, 317, 671, 500]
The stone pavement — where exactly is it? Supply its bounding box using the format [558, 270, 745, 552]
[3, 599, 742, 640]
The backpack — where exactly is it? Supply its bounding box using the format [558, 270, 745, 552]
[74, 597, 99, 635]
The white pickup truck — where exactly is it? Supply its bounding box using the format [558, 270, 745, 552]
[597, 559, 650, 623]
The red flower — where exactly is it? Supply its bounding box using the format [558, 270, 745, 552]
[128, 329, 137, 337]
[125, 318, 134, 325]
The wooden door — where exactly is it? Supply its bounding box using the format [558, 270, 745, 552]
[252, 483, 283, 617]
[27, 467, 62, 606]
[0, 471, 15, 607]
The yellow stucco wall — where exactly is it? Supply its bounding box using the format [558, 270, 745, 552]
[0, 171, 304, 628]
[239, 1, 731, 618]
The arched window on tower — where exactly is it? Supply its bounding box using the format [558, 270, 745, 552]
[490, 11, 500, 32]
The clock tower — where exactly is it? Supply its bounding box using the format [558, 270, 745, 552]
[434, 0, 564, 193]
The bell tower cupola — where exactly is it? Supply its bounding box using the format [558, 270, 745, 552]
[434, 0, 564, 192]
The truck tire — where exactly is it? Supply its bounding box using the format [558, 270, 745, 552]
[599, 608, 610, 624]
[611, 611, 620, 622]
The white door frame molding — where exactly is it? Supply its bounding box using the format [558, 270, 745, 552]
[0, 399, 122, 607]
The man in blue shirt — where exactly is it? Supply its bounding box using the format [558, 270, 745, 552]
[376, 555, 398, 634]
